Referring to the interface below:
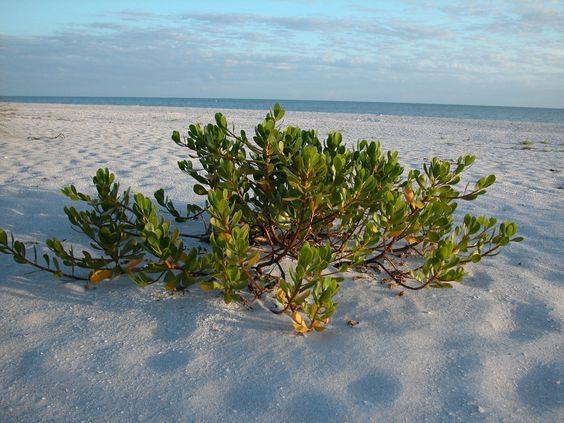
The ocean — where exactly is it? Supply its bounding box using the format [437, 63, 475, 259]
[1, 96, 563, 124]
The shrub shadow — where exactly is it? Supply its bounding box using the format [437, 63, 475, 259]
[0, 186, 208, 342]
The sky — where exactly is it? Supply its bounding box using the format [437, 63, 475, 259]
[0, 0, 563, 108]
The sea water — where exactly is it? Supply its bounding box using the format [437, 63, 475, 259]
[1, 96, 563, 124]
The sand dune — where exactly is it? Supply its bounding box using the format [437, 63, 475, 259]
[1, 102, 563, 422]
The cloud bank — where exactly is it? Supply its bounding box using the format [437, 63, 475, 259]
[1, 1, 563, 107]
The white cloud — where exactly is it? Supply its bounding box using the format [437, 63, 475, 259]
[0, 3, 563, 107]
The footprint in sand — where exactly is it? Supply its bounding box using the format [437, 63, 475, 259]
[510, 300, 561, 341]
[347, 371, 401, 407]
[517, 362, 563, 412]
[146, 349, 192, 373]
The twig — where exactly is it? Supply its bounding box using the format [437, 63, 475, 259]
[27, 133, 65, 141]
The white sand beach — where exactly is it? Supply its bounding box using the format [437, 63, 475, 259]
[1, 102, 563, 422]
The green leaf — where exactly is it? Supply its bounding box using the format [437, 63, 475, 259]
[13, 255, 27, 264]
[130, 272, 153, 287]
[437, 245, 450, 260]
[470, 252, 481, 263]
[215, 113, 227, 128]
[193, 184, 208, 195]
[273, 104, 285, 121]
[484, 174, 496, 188]
[338, 263, 349, 273]
[200, 280, 223, 291]
[505, 222, 518, 237]
[13, 240, 26, 258]
[476, 174, 496, 190]
[154, 188, 165, 204]
[294, 289, 311, 305]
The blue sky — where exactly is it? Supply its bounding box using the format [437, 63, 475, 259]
[1, 0, 563, 107]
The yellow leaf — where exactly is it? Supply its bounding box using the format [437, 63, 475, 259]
[257, 179, 270, 192]
[404, 187, 415, 203]
[292, 311, 304, 326]
[165, 280, 177, 291]
[90, 269, 112, 284]
[276, 288, 286, 303]
[413, 201, 425, 209]
[247, 251, 260, 267]
[124, 258, 144, 268]
[220, 232, 232, 241]
[311, 320, 326, 328]
[405, 236, 418, 244]
[200, 281, 215, 291]
[293, 323, 310, 333]
[389, 230, 403, 237]
[291, 312, 311, 333]
[162, 259, 175, 269]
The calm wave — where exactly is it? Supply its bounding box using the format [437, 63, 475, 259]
[1, 96, 563, 124]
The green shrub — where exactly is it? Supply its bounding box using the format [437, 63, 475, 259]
[0, 105, 522, 334]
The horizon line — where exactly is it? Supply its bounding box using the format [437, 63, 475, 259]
[1, 95, 563, 111]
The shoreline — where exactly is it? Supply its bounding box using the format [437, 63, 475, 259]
[2, 98, 563, 124]
[3, 102, 564, 137]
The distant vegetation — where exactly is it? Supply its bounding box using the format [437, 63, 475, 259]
[521, 139, 535, 150]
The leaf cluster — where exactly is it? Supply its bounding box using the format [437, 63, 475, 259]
[1, 168, 210, 290]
